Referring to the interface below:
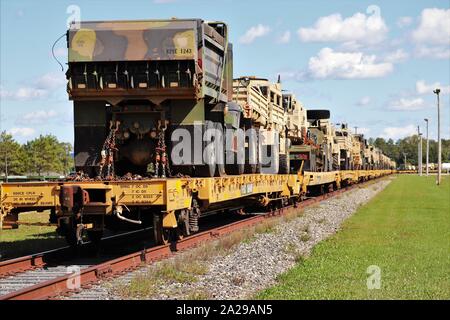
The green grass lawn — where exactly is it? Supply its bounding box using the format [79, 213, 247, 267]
[257, 175, 450, 300]
[0, 211, 65, 260]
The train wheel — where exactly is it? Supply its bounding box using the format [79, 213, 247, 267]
[153, 214, 170, 245]
[176, 210, 190, 240]
[59, 217, 81, 247]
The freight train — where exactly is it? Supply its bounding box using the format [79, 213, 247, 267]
[0, 18, 395, 245]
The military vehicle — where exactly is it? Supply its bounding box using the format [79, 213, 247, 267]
[283, 92, 315, 172]
[232, 76, 289, 174]
[66, 19, 244, 178]
[288, 109, 334, 172]
[351, 134, 365, 170]
[335, 124, 354, 170]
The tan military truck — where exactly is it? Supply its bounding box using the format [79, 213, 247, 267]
[351, 134, 365, 170]
[283, 92, 317, 172]
[232, 76, 289, 173]
[288, 109, 334, 172]
[334, 124, 354, 170]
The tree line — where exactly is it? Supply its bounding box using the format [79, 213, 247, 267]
[370, 136, 450, 167]
[0, 131, 448, 176]
[0, 131, 73, 176]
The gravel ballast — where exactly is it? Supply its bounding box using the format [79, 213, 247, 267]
[66, 178, 392, 300]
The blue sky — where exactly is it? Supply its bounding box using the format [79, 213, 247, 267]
[0, 0, 449, 143]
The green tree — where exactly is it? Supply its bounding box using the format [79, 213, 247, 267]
[0, 131, 26, 175]
[23, 135, 73, 176]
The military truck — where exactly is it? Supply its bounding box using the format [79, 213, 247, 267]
[283, 92, 314, 172]
[334, 123, 354, 170]
[288, 110, 334, 172]
[232, 76, 289, 174]
[351, 134, 365, 170]
[66, 19, 243, 178]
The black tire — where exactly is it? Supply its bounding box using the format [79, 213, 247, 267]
[244, 126, 258, 174]
[279, 154, 290, 174]
[214, 122, 226, 177]
[195, 121, 217, 177]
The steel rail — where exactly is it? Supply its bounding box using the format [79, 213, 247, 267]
[0, 228, 152, 277]
[0, 175, 388, 300]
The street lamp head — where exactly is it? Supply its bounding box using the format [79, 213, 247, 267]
[433, 88, 440, 94]
[424, 118, 428, 122]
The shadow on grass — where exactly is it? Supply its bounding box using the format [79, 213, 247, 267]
[0, 231, 66, 261]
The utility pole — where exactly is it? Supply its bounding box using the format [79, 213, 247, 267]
[417, 126, 422, 176]
[434, 88, 441, 185]
[424, 118, 429, 176]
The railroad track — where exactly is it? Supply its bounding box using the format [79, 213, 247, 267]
[0, 179, 377, 300]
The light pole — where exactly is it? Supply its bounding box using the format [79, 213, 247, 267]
[417, 126, 422, 176]
[424, 118, 429, 176]
[433, 88, 441, 185]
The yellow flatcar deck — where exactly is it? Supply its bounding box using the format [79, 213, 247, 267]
[0, 170, 393, 229]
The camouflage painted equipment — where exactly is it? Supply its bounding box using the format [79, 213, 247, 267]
[67, 19, 232, 104]
[66, 19, 235, 177]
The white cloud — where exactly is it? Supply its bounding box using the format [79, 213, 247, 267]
[397, 16, 413, 28]
[414, 45, 450, 59]
[384, 49, 409, 63]
[416, 80, 450, 95]
[239, 24, 271, 44]
[412, 8, 450, 60]
[0, 72, 66, 101]
[34, 72, 66, 90]
[389, 97, 427, 111]
[277, 31, 291, 44]
[357, 96, 371, 106]
[381, 124, 417, 139]
[8, 127, 36, 138]
[307, 48, 393, 79]
[8, 87, 48, 100]
[297, 11, 388, 47]
[412, 8, 450, 45]
[17, 110, 58, 125]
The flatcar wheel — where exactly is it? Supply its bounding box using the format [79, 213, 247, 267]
[153, 214, 170, 245]
[59, 217, 79, 247]
[176, 210, 190, 240]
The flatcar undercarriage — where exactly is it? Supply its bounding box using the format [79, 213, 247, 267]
[0, 170, 393, 246]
